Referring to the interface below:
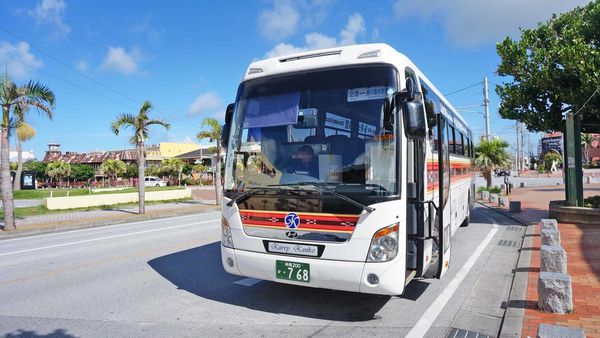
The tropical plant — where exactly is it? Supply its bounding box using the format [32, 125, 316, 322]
[197, 118, 222, 204]
[161, 158, 185, 185]
[23, 160, 48, 181]
[144, 164, 160, 177]
[0, 75, 54, 231]
[496, 1, 600, 132]
[111, 101, 170, 214]
[123, 163, 138, 179]
[543, 152, 563, 172]
[46, 160, 71, 186]
[100, 159, 127, 185]
[475, 138, 511, 188]
[69, 164, 95, 182]
[13, 121, 36, 190]
[581, 133, 594, 164]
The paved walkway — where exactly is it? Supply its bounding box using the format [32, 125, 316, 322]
[480, 183, 600, 337]
[0, 201, 218, 237]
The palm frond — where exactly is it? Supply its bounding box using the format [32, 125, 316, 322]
[111, 113, 136, 135]
[145, 118, 170, 130]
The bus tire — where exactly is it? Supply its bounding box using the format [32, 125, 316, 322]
[460, 194, 471, 227]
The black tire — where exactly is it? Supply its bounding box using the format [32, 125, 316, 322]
[460, 193, 471, 227]
[156, 184, 160, 187]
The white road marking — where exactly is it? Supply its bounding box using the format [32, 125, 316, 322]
[406, 226, 499, 338]
[0, 218, 220, 257]
[233, 278, 263, 287]
[0, 211, 220, 243]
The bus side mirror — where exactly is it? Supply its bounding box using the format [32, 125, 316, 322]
[402, 100, 426, 139]
[221, 103, 234, 148]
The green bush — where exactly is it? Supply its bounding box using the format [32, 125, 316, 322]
[584, 195, 600, 208]
[477, 186, 502, 194]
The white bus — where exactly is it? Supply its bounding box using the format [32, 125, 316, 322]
[220, 43, 475, 295]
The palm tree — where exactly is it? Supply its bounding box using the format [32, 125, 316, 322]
[100, 159, 127, 186]
[161, 158, 184, 186]
[46, 160, 71, 187]
[13, 121, 36, 191]
[0, 75, 54, 231]
[197, 118, 222, 205]
[581, 133, 594, 164]
[111, 101, 169, 214]
[475, 137, 511, 188]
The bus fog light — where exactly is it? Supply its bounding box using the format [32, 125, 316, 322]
[227, 257, 234, 267]
[367, 273, 379, 285]
[221, 217, 234, 248]
[367, 223, 399, 262]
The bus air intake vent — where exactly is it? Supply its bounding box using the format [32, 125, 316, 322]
[279, 50, 342, 63]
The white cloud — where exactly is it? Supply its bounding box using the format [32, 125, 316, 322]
[75, 60, 89, 73]
[28, 0, 70, 38]
[129, 14, 165, 42]
[265, 13, 366, 58]
[0, 41, 44, 80]
[393, 0, 594, 47]
[258, 0, 300, 41]
[187, 91, 223, 117]
[101, 46, 140, 75]
[258, 0, 335, 42]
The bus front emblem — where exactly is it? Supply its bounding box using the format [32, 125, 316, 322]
[284, 212, 300, 229]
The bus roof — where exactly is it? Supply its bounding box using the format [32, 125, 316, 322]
[243, 43, 470, 136]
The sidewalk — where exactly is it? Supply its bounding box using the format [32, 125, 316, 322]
[481, 184, 600, 337]
[0, 200, 219, 238]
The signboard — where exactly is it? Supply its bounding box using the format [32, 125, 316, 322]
[324, 113, 351, 131]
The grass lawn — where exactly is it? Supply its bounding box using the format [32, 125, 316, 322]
[13, 186, 185, 200]
[0, 198, 193, 218]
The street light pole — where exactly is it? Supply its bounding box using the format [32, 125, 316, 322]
[483, 77, 490, 139]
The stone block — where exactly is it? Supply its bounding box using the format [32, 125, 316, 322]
[490, 193, 499, 204]
[482, 191, 490, 201]
[498, 196, 509, 207]
[538, 272, 573, 314]
[509, 200, 521, 213]
[541, 218, 558, 231]
[541, 229, 561, 246]
[540, 245, 567, 273]
[537, 323, 586, 338]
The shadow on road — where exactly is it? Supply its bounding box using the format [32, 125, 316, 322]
[4, 329, 76, 338]
[147, 241, 391, 322]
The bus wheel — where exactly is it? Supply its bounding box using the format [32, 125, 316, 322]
[460, 194, 471, 227]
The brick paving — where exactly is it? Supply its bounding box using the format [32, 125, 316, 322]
[481, 183, 600, 337]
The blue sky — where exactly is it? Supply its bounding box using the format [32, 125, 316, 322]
[0, 0, 592, 158]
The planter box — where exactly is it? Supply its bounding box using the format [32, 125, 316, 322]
[490, 193, 499, 204]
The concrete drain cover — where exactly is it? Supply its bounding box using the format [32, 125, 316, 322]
[445, 327, 493, 338]
[497, 239, 518, 247]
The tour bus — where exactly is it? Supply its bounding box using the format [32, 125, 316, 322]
[220, 43, 475, 295]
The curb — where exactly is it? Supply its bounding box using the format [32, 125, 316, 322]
[477, 201, 536, 337]
[0, 205, 221, 240]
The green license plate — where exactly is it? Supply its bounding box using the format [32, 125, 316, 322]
[276, 260, 310, 283]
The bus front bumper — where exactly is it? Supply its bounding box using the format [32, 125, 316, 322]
[221, 245, 405, 296]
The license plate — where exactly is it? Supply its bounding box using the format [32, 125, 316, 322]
[276, 260, 310, 283]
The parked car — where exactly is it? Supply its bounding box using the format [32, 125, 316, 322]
[144, 176, 167, 187]
[495, 169, 511, 177]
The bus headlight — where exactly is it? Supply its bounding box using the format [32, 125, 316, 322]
[221, 217, 234, 248]
[367, 223, 399, 262]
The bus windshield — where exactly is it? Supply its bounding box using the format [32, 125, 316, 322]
[224, 65, 399, 198]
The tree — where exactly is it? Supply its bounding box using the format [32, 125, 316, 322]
[581, 133, 594, 164]
[24, 160, 47, 182]
[0, 75, 54, 231]
[69, 164, 95, 182]
[144, 164, 160, 177]
[123, 163, 138, 179]
[111, 101, 170, 214]
[46, 160, 71, 187]
[475, 138, 511, 188]
[495, 1, 600, 133]
[161, 158, 184, 185]
[100, 159, 127, 185]
[13, 121, 36, 191]
[197, 118, 222, 204]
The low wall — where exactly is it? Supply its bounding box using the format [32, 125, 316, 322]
[549, 200, 600, 225]
[44, 189, 192, 210]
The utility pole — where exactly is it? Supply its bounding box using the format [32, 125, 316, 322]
[521, 122, 526, 173]
[483, 77, 490, 139]
[516, 122, 521, 176]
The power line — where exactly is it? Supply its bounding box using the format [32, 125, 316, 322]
[0, 26, 200, 130]
[444, 81, 482, 97]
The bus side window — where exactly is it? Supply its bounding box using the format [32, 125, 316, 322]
[448, 126, 456, 154]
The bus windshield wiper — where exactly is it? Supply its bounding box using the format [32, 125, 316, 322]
[226, 188, 269, 207]
[277, 182, 375, 213]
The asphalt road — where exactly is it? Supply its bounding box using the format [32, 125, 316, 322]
[0, 205, 525, 338]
